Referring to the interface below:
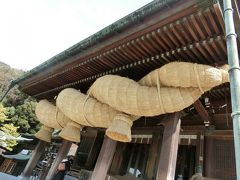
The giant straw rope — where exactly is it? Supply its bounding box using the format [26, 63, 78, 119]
[35, 62, 229, 142]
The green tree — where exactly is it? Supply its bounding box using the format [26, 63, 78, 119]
[0, 62, 39, 150]
[0, 103, 19, 151]
[3, 88, 41, 135]
[3, 87, 28, 107]
[0, 103, 8, 123]
[0, 124, 19, 151]
[7, 99, 40, 134]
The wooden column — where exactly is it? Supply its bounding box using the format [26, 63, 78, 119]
[204, 136, 213, 176]
[45, 140, 72, 180]
[145, 132, 162, 179]
[156, 113, 181, 180]
[109, 143, 127, 175]
[20, 140, 48, 179]
[195, 133, 204, 173]
[39, 154, 55, 180]
[91, 136, 117, 180]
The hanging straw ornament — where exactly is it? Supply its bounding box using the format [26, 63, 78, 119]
[36, 61, 229, 142]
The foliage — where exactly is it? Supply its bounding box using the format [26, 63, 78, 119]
[0, 124, 19, 151]
[0, 104, 19, 151]
[1, 123, 19, 137]
[6, 99, 40, 134]
[3, 87, 29, 107]
[0, 62, 41, 151]
[0, 62, 40, 134]
[0, 103, 8, 123]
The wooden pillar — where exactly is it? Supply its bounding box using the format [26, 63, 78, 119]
[20, 140, 48, 179]
[204, 136, 213, 176]
[45, 140, 72, 180]
[156, 113, 181, 180]
[145, 132, 162, 179]
[109, 143, 127, 175]
[195, 133, 204, 173]
[91, 136, 117, 180]
[39, 154, 55, 180]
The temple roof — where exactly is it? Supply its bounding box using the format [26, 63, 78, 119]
[13, 0, 239, 101]
[2, 150, 31, 161]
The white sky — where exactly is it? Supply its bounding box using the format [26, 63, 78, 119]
[0, 0, 152, 70]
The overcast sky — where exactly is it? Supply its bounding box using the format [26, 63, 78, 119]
[0, 0, 152, 70]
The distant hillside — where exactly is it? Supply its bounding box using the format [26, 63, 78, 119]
[0, 61, 23, 84]
[0, 61, 24, 97]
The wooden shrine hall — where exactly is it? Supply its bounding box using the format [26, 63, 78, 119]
[5, 0, 240, 179]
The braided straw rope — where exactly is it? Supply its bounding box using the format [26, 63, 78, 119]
[36, 61, 229, 142]
[35, 99, 82, 142]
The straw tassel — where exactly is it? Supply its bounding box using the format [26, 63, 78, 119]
[35, 125, 54, 143]
[59, 121, 82, 142]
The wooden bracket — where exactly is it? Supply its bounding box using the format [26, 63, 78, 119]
[193, 100, 212, 125]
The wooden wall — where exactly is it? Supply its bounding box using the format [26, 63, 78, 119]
[204, 132, 236, 179]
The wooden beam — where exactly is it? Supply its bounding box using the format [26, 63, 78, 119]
[156, 113, 181, 180]
[193, 100, 212, 125]
[45, 140, 72, 180]
[181, 113, 231, 124]
[90, 136, 117, 180]
[20, 140, 48, 179]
